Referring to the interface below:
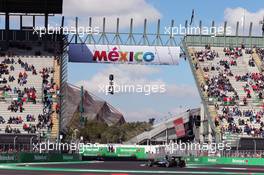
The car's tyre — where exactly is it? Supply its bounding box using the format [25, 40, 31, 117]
[148, 161, 153, 167]
[179, 160, 186, 168]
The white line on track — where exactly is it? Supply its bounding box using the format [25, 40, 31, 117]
[220, 167, 247, 170]
[15, 160, 104, 166]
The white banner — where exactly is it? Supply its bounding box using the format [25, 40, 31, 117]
[69, 44, 180, 65]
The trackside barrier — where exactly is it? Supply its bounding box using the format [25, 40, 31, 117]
[0, 153, 81, 163]
[0, 153, 17, 163]
[81, 146, 148, 160]
[186, 157, 264, 166]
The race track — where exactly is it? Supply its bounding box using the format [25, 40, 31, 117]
[0, 161, 264, 175]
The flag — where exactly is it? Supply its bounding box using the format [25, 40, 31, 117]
[189, 9, 195, 25]
[242, 8, 246, 35]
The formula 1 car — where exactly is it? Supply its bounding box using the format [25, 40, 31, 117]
[147, 156, 186, 168]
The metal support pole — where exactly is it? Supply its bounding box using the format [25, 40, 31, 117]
[30, 137, 34, 152]
[75, 17, 78, 43]
[199, 20, 202, 35]
[33, 15, 35, 28]
[113, 18, 121, 45]
[102, 17, 106, 44]
[236, 21, 239, 36]
[224, 21, 227, 35]
[143, 18, 148, 45]
[88, 17, 92, 44]
[166, 19, 176, 46]
[61, 16, 65, 33]
[249, 22, 253, 47]
[20, 15, 23, 30]
[249, 22, 253, 36]
[128, 18, 134, 45]
[155, 19, 161, 45]
[126, 18, 135, 45]
[44, 13, 48, 30]
[236, 21, 239, 46]
[13, 136, 17, 151]
[116, 18, 119, 33]
[224, 21, 227, 47]
[5, 12, 9, 50]
[211, 21, 215, 34]
[80, 86, 84, 126]
[199, 20, 202, 46]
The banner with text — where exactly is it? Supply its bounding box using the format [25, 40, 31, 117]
[68, 44, 180, 65]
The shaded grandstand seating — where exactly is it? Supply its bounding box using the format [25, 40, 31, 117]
[239, 137, 264, 150]
[0, 134, 38, 153]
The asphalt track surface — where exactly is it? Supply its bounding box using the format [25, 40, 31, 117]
[1, 161, 264, 175]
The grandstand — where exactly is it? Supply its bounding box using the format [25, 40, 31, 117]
[0, 41, 61, 150]
[183, 35, 264, 147]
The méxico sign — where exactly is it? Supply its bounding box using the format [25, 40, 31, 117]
[68, 44, 180, 65]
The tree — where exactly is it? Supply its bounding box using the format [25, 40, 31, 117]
[64, 120, 153, 144]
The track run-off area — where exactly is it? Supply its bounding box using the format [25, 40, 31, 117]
[0, 161, 264, 175]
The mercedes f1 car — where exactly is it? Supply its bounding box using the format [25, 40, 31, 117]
[147, 156, 186, 168]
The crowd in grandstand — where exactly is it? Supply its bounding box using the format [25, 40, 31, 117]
[235, 72, 264, 100]
[8, 100, 24, 113]
[0, 51, 58, 135]
[5, 125, 21, 134]
[256, 48, 264, 62]
[195, 45, 264, 138]
[7, 116, 23, 124]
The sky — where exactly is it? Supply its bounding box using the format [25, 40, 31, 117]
[1, 0, 264, 123]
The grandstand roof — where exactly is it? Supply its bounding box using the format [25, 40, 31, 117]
[126, 108, 200, 144]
